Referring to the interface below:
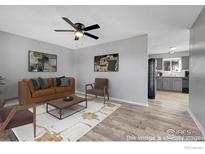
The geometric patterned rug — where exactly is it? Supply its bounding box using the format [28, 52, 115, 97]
[12, 100, 121, 141]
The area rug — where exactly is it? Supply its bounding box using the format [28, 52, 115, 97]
[12, 100, 121, 141]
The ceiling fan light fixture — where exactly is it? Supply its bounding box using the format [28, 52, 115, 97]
[55, 17, 100, 40]
[75, 31, 84, 38]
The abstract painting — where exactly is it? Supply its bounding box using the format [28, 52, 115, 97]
[94, 53, 119, 72]
[28, 51, 57, 72]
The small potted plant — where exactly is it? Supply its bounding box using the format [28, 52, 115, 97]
[0, 76, 5, 108]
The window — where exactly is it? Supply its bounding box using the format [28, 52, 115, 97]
[172, 59, 181, 72]
[163, 60, 171, 71]
[163, 58, 181, 72]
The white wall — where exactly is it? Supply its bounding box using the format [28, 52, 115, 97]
[0, 31, 74, 99]
[189, 7, 205, 135]
[74, 35, 148, 106]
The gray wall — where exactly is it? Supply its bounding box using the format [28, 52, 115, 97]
[74, 35, 148, 105]
[190, 7, 205, 132]
[0, 31, 148, 106]
[149, 51, 189, 59]
[0, 31, 74, 99]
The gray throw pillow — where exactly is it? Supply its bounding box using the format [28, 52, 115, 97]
[60, 78, 69, 87]
[31, 78, 41, 90]
[38, 77, 48, 89]
[56, 76, 65, 86]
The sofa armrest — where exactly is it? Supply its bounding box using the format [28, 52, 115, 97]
[18, 81, 32, 104]
[67, 77, 75, 93]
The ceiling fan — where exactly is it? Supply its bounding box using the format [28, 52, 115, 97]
[54, 17, 100, 40]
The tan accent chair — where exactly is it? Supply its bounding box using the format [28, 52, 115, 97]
[85, 78, 109, 103]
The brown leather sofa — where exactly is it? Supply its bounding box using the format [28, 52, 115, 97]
[18, 77, 75, 104]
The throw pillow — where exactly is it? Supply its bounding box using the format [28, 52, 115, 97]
[60, 78, 69, 87]
[38, 77, 48, 89]
[31, 78, 41, 90]
[56, 76, 65, 86]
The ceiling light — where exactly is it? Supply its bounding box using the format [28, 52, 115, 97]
[170, 47, 176, 51]
[75, 31, 84, 38]
[169, 47, 176, 54]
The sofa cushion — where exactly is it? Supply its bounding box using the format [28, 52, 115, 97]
[55, 86, 71, 93]
[32, 88, 55, 97]
[60, 78, 69, 87]
[38, 77, 48, 89]
[1, 107, 33, 129]
[47, 78, 54, 88]
[31, 78, 41, 90]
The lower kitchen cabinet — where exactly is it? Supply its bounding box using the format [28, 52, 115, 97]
[173, 78, 182, 91]
[157, 77, 183, 92]
[162, 77, 173, 90]
[157, 78, 163, 90]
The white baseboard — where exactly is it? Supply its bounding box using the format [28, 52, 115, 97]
[76, 90, 148, 107]
[109, 97, 148, 107]
[76, 91, 85, 95]
[187, 108, 205, 138]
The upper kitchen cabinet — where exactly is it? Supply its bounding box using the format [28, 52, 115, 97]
[156, 58, 162, 70]
[181, 56, 189, 70]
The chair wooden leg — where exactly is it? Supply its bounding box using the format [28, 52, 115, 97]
[85, 91, 87, 100]
[33, 105, 36, 138]
[107, 92, 110, 101]
[104, 95, 106, 104]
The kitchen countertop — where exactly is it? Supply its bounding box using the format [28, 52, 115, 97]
[156, 76, 189, 80]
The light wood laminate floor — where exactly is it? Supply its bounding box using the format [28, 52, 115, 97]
[0, 91, 203, 141]
[80, 91, 203, 141]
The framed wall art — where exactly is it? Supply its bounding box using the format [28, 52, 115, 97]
[94, 53, 119, 72]
[28, 51, 57, 72]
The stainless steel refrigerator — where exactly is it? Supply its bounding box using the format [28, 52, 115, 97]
[148, 58, 156, 99]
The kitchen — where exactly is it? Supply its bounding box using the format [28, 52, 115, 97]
[148, 51, 189, 99]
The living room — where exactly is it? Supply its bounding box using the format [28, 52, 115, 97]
[0, 1, 205, 153]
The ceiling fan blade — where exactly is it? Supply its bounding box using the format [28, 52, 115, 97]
[54, 30, 75, 32]
[74, 36, 79, 40]
[84, 32, 99, 40]
[83, 24, 100, 31]
[62, 17, 77, 30]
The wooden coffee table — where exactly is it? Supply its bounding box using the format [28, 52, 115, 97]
[46, 95, 87, 120]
